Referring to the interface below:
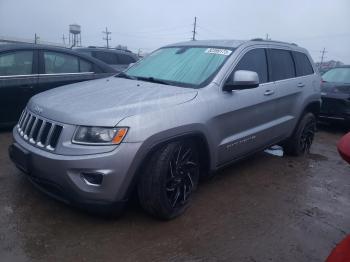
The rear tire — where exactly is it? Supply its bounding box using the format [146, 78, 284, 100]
[138, 140, 200, 220]
[284, 112, 316, 156]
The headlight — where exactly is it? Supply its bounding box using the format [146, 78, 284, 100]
[73, 126, 128, 145]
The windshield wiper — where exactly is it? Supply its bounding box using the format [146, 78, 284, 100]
[115, 72, 137, 80]
[135, 76, 171, 85]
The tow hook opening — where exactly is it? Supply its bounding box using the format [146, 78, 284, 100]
[81, 172, 104, 186]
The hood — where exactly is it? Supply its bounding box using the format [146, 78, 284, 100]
[321, 82, 350, 96]
[28, 77, 198, 126]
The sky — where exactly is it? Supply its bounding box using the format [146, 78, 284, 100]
[0, 0, 349, 63]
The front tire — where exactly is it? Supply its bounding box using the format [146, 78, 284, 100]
[284, 112, 316, 156]
[138, 140, 200, 220]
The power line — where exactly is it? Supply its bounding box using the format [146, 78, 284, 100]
[192, 17, 197, 41]
[320, 47, 328, 67]
[102, 27, 111, 48]
[62, 34, 67, 45]
[34, 33, 39, 44]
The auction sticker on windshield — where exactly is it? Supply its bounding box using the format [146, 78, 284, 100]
[205, 48, 232, 56]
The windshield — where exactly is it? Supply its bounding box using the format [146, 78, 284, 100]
[322, 68, 350, 84]
[123, 46, 233, 88]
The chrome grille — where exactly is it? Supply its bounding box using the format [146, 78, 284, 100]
[17, 109, 63, 151]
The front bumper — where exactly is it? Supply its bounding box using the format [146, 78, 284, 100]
[9, 128, 143, 213]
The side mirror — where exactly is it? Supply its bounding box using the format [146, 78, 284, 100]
[223, 70, 260, 92]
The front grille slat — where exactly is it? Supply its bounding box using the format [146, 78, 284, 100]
[23, 115, 34, 139]
[40, 122, 52, 146]
[19, 111, 28, 129]
[49, 125, 63, 149]
[32, 119, 43, 142]
[16, 109, 63, 151]
[21, 113, 30, 133]
[36, 120, 47, 147]
[45, 124, 55, 147]
[29, 117, 38, 143]
[17, 111, 25, 128]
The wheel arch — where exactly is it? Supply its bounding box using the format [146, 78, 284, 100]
[303, 100, 321, 117]
[123, 131, 212, 200]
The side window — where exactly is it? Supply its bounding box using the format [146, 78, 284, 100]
[233, 49, 268, 83]
[93, 51, 117, 65]
[269, 49, 295, 81]
[79, 59, 93, 72]
[0, 51, 33, 76]
[44, 51, 79, 73]
[293, 52, 314, 77]
[117, 54, 136, 65]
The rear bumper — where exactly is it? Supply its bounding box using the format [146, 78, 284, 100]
[9, 129, 143, 213]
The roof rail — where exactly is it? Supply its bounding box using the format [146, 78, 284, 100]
[250, 38, 298, 46]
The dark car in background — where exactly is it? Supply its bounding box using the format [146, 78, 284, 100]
[75, 47, 138, 72]
[0, 44, 116, 127]
[319, 66, 350, 123]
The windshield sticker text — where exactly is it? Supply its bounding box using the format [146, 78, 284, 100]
[205, 48, 232, 56]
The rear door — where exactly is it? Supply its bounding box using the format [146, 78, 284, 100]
[36, 50, 97, 95]
[267, 48, 303, 137]
[0, 49, 38, 125]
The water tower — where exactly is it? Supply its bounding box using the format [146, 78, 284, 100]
[69, 24, 81, 47]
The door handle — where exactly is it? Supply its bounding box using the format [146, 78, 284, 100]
[19, 85, 34, 89]
[297, 83, 305, 88]
[264, 90, 275, 96]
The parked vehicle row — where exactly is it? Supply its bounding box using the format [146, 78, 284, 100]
[9, 39, 321, 219]
[0, 44, 117, 127]
[75, 46, 139, 72]
[319, 66, 350, 123]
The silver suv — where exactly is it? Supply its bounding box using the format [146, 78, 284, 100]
[9, 39, 321, 219]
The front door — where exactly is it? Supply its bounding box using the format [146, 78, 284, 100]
[210, 48, 279, 165]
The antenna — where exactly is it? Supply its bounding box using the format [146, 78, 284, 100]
[192, 17, 197, 41]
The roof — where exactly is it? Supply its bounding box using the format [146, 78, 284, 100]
[166, 39, 303, 50]
[75, 47, 137, 56]
[166, 40, 246, 48]
[0, 43, 71, 51]
[0, 43, 116, 73]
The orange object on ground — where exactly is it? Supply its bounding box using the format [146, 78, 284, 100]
[326, 235, 350, 262]
[337, 132, 350, 164]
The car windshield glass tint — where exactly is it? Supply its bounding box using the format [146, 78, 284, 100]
[322, 68, 350, 84]
[125, 47, 233, 88]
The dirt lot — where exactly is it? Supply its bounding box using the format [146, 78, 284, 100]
[0, 126, 350, 262]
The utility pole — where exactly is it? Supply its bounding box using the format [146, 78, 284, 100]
[62, 34, 67, 45]
[320, 48, 327, 68]
[102, 27, 111, 48]
[192, 17, 197, 41]
[265, 33, 270, 40]
[34, 33, 39, 44]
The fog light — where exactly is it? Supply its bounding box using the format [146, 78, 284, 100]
[81, 172, 103, 186]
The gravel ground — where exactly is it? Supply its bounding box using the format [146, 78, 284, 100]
[0, 125, 349, 262]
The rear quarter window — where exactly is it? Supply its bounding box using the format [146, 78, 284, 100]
[117, 54, 136, 65]
[269, 49, 295, 81]
[93, 51, 118, 65]
[293, 52, 314, 76]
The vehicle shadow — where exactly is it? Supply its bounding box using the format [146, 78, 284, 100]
[317, 121, 349, 135]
